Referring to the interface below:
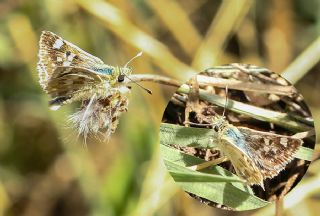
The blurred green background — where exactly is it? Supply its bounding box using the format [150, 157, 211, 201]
[0, 0, 319, 215]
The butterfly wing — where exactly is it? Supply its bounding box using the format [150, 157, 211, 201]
[37, 31, 120, 109]
[238, 127, 303, 179]
[46, 66, 107, 106]
[219, 126, 265, 188]
[37, 31, 110, 90]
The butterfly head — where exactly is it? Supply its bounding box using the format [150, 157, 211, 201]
[116, 52, 142, 83]
[117, 66, 132, 82]
[117, 52, 152, 94]
[212, 115, 227, 132]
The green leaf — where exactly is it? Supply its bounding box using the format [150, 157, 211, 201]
[160, 144, 270, 211]
[294, 146, 314, 161]
[159, 123, 314, 210]
[165, 160, 244, 183]
[160, 122, 216, 148]
[160, 123, 314, 161]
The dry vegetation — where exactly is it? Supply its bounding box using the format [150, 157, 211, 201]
[0, 0, 319, 216]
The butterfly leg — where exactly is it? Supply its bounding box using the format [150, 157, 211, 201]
[188, 156, 228, 171]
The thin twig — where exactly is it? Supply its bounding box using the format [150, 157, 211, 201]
[196, 75, 297, 95]
[128, 74, 183, 87]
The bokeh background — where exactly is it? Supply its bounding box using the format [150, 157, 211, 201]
[0, 0, 319, 216]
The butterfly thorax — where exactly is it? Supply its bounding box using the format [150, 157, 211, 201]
[92, 65, 132, 83]
[211, 116, 229, 134]
[212, 116, 251, 154]
[211, 115, 264, 186]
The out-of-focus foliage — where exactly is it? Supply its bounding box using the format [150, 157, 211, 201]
[0, 0, 319, 216]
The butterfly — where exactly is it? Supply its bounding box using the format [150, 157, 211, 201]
[37, 30, 135, 110]
[37, 31, 144, 138]
[209, 114, 303, 190]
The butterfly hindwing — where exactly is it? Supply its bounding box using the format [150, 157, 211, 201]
[46, 66, 119, 109]
[238, 127, 302, 179]
[47, 66, 103, 97]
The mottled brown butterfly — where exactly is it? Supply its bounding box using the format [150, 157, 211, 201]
[37, 31, 146, 139]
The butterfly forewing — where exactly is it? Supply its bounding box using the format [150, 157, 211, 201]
[213, 116, 303, 188]
[238, 127, 302, 179]
[37, 31, 108, 90]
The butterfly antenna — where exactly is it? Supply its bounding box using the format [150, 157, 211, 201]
[124, 51, 143, 68]
[222, 85, 228, 117]
[122, 52, 152, 94]
[124, 74, 152, 94]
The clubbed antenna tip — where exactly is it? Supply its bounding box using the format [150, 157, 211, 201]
[124, 51, 143, 68]
[137, 51, 143, 57]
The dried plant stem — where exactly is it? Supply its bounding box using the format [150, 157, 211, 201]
[196, 75, 297, 95]
[130, 74, 313, 132]
[282, 36, 320, 84]
[192, 0, 253, 69]
[75, 0, 196, 79]
[128, 74, 183, 88]
[177, 84, 312, 132]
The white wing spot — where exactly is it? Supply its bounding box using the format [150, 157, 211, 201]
[50, 105, 61, 110]
[280, 137, 288, 147]
[53, 39, 64, 49]
[57, 56, 63, 62]
[67, 53, 76, 62]
[264, 138, 270, 145]
[63, 61, 71, 66]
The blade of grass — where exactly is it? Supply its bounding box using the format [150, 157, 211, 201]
[146, 0, 202, 56]
[75, 0, 196, 80]
[160, 122, 216, 148]
[282, 36, 320, 84]
[252, 173, 320, 216]
[192, 0, 253, 70]
[165, 160, 244, 183]
[160, 123, 314, 161]
[161, 144, 270, 211]
[131, 145, 178, 216]
[177, 85, 313, 132]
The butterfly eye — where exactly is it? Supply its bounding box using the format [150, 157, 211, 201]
[214, 125, 219, 132]
[118, 74, 125, 82]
